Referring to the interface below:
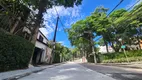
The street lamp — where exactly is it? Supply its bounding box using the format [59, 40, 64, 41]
[119, 38, 129, 63]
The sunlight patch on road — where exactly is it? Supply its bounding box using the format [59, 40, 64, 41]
[86, 69, 93, 72]
[49, 75, 71, 80]
[122, 74, 135, 78]
[105, 74, 113, 77]
[59, 68, 79, 73]
[37, 72, 44, 75]
[121, 68, 142, 73]
[67, 62, 75, 64]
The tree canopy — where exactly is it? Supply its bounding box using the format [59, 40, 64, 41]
[67, 3, 142, 62]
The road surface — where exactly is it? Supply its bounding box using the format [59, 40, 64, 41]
[19, 62, 142, 80]
[80, 63, 142, 80]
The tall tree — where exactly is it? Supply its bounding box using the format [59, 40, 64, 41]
[26, 0, 83, 44]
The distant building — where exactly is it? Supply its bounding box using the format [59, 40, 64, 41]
[140, 40, 142, 49]
[32, 30, 52, 65]
[99, 46, 114, 54]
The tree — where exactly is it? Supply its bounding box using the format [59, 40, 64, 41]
[67, 19, 95, 62]
[27, 0, 83, 44]
[0, 0, 31, 34]
[88, 6, 111, 53]
[53, 43, 73, 63]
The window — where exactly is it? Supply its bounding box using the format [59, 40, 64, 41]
[39, 35, 43, 42]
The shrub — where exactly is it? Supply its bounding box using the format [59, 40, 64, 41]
[53, 52, 60, 63]
[102, 57, 142, 63]
[87, 55, 94, 63]
[0, 31, 34, 72]
[102, 50, 142, 60]
[100, 50, 142, 63]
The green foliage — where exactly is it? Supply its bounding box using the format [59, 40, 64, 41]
[53, 43, 72, 63]
[23, 0, 82, 9]
[0, 31, 34, 72]
[0, 0, 31, 32]
[101, 50, 142, 63]
[109, 9, 127, 18]
[67, 6, 111, 59]
[97, 38, 104, 46]
[102, 57, 142, 63]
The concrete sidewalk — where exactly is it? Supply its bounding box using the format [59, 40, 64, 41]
[0, 63, 65, 80]
[100, 62, 142, 69]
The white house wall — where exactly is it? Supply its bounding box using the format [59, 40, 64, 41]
[35, 31, 52, 63]
[35, 41, 47, 49]
[37, 32, 48, 43]
[99, 46, 114, 54]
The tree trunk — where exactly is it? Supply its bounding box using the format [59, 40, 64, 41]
[106, 42, 109, 53]
[29, 0, 45, 65]
[90, 33, 97, 63]
[10, 17, 21, 34]
[31, 0, 45, 44]
[111, 41, 120, 52]
[102, 35, 109, 53]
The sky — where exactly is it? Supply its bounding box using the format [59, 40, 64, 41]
[39, 0, 142, 48]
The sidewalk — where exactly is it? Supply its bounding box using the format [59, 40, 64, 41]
[0, 62, 65, 80]
[100, 62, 142, 69]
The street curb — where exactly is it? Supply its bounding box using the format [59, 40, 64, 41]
[82, 63, 142, 70]
[3, 68, 46, 80]
[2, 62, 66, 80]
[99, 63, 142, 69]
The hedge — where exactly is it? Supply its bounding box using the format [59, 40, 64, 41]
[101, 50, 142, 63]
[102, 57, 142, 63]
[0, 30, 34, 72]
[87, 54, 102, 63]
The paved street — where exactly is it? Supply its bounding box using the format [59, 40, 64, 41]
[18, 62, 142, 80]
[80, 63, 142, 80]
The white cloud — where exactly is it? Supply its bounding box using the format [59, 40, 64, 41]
[58, 41, 64, 44]
[39, 27, 53, 38]
[41, 5, 83, 39]
[58, 41, 67, 47]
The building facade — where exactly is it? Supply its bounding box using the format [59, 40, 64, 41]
[99, 46, 115, 54]
[140, 40, 142, 49]
[32, 30, 52, 65]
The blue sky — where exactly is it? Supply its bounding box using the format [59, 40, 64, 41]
[40, 0, 142, 48]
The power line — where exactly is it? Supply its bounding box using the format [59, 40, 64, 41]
[118, 0, 142, 24]
[59, 19, 67, 32]
[53, 6, 67, 33]
[107, 0, 124, 17]
[127, 0, 140, 11]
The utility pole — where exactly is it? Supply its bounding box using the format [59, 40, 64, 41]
[83, 31, 97, 63]
[90, 32, 97, 64]
[50, 16, 59, 64]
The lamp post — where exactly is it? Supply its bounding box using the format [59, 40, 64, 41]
[119, 38, 129, 63]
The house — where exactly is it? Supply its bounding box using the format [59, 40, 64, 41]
[99, 46, 114, 54]
[140, 40, 142, 49]
[32, 30, 52, 65]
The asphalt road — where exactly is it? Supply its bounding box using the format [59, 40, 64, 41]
[19, 62, 142, 80]
[80, 63, 142, 80]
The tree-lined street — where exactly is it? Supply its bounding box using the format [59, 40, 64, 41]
[0, 0, 142, 80]
[13, 62, 142, 80]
